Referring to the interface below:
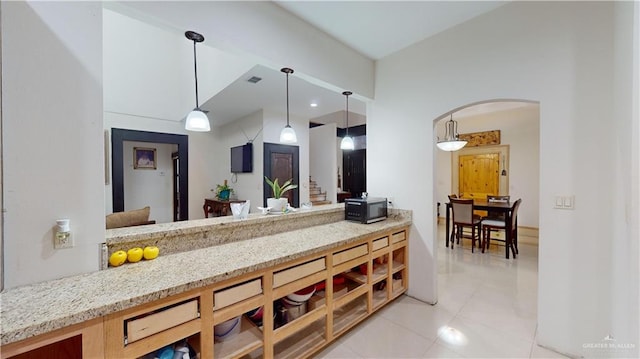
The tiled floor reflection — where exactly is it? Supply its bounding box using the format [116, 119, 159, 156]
[315, 224, 567, 358]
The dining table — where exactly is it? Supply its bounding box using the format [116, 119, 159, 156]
[445, 198, 520, 259]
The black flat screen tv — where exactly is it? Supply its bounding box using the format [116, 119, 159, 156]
[231, 143, 253, 173]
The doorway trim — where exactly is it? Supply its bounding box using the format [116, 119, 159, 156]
[111, 128, 189, 220]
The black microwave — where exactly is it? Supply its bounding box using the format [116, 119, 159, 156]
[345, 197, 388, 224]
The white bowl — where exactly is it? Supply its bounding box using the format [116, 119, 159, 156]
[214, 316, 241, 341]
[286, 285, 316, 303]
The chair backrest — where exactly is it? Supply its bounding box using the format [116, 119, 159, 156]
[451, 198, 475, 224]
[487, 195, 510, 203]
[510, 199, 522, 228]
[448, 194, 458, 201]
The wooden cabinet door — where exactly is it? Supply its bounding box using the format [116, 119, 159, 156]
[458, 153, 500, 200]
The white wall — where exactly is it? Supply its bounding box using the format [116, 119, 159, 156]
[103, 9, 256, 123]
[1, 2, 104, 288]
[214, 110, 265, 212]
[123, 141, 176, 223]
[371, 2, 637, 357]
[435, 105, 540, 227]
[310, 124, 338, 203]
[610, 0, 640, 353]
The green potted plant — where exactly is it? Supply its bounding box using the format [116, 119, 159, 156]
[264, 176, 298, 212]
[215, 180, 234, 201]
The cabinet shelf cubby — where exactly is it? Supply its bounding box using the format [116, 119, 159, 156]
[213, 316, 263, 359]
[273, 317, 327, 359]
[332, 292, 368, 336]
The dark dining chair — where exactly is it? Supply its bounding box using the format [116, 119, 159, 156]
[450, 198, 483, 253]
[482, 198, 522, 258]
[484, 195, 510, 221]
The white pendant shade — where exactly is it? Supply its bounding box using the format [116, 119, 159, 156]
[280, 125, 297, 143]
[340, 136, 355, 150]
[436, 140, 467, 151]
[185, 109, 211, 132]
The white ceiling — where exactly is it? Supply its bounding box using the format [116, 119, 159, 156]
[275, 1, 507, 60]
[201, 64, 367, 127]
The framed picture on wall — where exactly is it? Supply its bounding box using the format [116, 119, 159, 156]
[133, 147, 157, 169]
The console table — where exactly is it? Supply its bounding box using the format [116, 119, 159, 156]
[203, 198, 245, 217]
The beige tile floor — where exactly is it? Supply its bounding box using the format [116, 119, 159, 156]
[315, 225, 568, 358]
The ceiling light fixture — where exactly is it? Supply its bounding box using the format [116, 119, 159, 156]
[279, 67, 297, 143]
[436, 114, 467, 151]
[184, 30, 210, 132]
[340, 91, 355, 150]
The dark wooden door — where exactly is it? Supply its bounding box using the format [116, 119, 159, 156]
[172, 151, 179, 221]
[264, 143, 299, 207]
[343, 149, 366, 198]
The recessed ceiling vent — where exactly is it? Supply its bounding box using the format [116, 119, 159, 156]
[247, 76, 262, 84]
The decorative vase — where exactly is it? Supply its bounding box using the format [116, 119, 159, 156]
[267, 198, 288, 212]
[218, 189, 231, 201]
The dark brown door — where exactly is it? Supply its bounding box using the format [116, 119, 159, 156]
[264, 143, 299, 207]
[172, 151, 179, 221]
[343, 149, 366, 198]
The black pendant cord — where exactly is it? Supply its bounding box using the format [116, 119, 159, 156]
[342, 91, 352, 137]
[286, 72, 290, 126]
[345, 95, 349, 137]
[193, 40, 199, 109]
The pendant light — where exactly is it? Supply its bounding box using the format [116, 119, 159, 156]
[279, 67, 297, 143]
[184, 30, 210, 132]
[436, 114, 467, 151]
[340, 91, 355, 150]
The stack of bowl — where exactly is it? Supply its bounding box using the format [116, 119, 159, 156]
[282, 285, 316, 322]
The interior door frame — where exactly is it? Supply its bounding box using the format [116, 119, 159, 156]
[111, 128, 189, 220]
[452, 144, 509, 197]
[263, 142, 299, 207]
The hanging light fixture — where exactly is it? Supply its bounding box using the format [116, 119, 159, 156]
[184, 30, 210, 132]
[340, 91, 355, 150]
[279, 67, 297, 143]
[436, 114, 467, 151]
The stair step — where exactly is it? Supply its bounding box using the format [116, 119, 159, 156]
[311, 200, 332, 206]
[310, 193, 327, 201]
[309, 188, 321, 195]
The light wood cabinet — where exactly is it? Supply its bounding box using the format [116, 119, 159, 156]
[2, 226, 409, 359]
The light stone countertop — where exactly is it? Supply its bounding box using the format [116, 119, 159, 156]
[0, 211, 411, 346]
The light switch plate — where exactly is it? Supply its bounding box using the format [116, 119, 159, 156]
[555, 196, 564, 208]
[554, 195, 575, 210]
[563, 196, 574, 209]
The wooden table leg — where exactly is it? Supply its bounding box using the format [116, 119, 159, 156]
[203, 203, 210, 218]
[445, 203, 451, 248]
[505, 211, 511, 259]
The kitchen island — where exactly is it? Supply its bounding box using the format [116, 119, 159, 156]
[1, 205, 411, 358]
